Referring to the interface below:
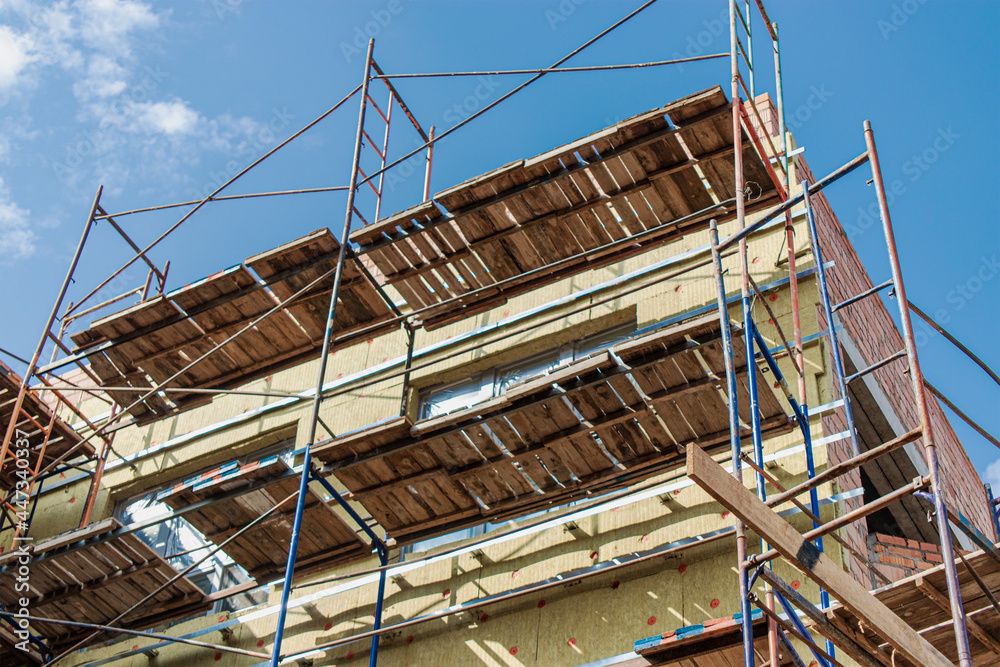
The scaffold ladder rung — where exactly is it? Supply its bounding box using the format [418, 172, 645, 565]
[832, 278, 894, 312]
[845, 349, 907, 385]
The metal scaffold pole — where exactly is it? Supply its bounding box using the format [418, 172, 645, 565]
[727, 2, 755, 664]
[709, 217, 751, 667]
[0, 188, 101, 479]
[863, 119, 973, 667]
[803, 192, 862, 462]
[768, 20, 801, 667]
[270, 38, 376, 667]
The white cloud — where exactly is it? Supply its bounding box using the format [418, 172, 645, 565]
[201, 112, 267, 152]
[0, 0, 285, 217]
[0, 25, 34, 89]
[76, 0, 160, 56]
[0, 0, 165, 98]
[986, 458, 1000, 491]
[20, 2, 81, 70]
[0, 177, 36, 261]
[73, 53, 128, 100]
[0, 115, 38, 164]
[132, 99, 199, 135]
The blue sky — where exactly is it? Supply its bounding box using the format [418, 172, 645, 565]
[0, 1, 997, 486]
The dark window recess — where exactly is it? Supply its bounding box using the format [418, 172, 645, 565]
[861, 468, 904, 538]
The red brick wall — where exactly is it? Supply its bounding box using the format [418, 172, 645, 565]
[795, 157, 996, 544]
[821, 401, 871, 588]
[868, 532, 952, 585]
[746, 95, 995, 563]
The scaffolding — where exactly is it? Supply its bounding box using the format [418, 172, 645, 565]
[1, 1, 998, 666]
[688, 3, 998, 667]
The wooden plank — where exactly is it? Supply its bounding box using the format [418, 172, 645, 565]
[350, 199, 442, 245]
[29, 518, 118, 555]
[686, 443, 952, 667]
[915, 576, 1000, 656]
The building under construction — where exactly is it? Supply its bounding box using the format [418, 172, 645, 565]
[1, 2, 998, 667]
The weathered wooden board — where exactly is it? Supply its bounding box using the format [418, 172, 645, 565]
[686, 443, 952, 667]
[69, 87, 779, 427]
[72, 229, 399, 422]
[159, 455, 372, 581]
[315, 315, 792, 544]
[633, 610, 793, 666]
[352, 86, 779, 329]
[0, 518, 208, 648]
[829, 548, 1000, 666]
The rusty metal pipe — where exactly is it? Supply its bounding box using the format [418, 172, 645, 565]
[864, 119, 972, 667]
[748, 276, 800, 376]
[740, 451, 893, 586]
[720, 151, 870, 251]
[62, 286, 145, 325]
[423, 125, 435, 201]
[354, 0, 659, 191]
[78, 405, 117, 528]
[69, 86, 363, 314]
[766, 428, 922, 509]
[94, 186, 350, 220]
[32, 384, 304, 399]
[0, 187, 101, 482]
[750, 476, 930, 566]
[924, 380, 1000, 449]
[372, 54, 729, 80]
[98, 206, 164, 281]
[371, 60, 429, 142]
[0, 612, 270, 660]
[832, 278, 894, 313]
[909, 301, 999, 387]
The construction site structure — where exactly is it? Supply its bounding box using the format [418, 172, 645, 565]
[1, 2, 998, 667]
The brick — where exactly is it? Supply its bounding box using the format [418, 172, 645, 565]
[879, 554, 914, 569]
[912, 560, 931, 571]
[924, 552, 942, 564]
[887, 546, 922, 560]
[878, 534, 906, 547]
